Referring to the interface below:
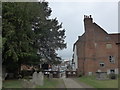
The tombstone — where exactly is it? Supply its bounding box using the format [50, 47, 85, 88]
[96, 72, 108, 80]
[38, 72, 44, 86]
[32, 71, 38, 85]
[22, 79, 35, 88]
[49, 73, 53, 79]
[31, 71, 44, 86]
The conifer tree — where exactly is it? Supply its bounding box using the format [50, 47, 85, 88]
[2, 2, 66, 73]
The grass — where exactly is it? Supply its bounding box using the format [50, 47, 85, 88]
[36, 78, 61, 88]
[77, 76, 119, 88]
[2, 78, 64, 88]
[3, 79, 23, 88]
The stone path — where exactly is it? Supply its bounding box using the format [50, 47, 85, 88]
[62, 78, 83, 88]
[55, 78, 65, 88]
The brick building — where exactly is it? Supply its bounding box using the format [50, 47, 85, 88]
[73, 15, 119, 76]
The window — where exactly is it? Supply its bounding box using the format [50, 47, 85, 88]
[99, 63, 105, 67]
[109, 56, 115, 63]
[106, 44, 112, 49]
[110, 69, 115, 73]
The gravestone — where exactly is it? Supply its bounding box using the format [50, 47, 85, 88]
[49, 73, 53, 79]
[32, 71, 44, 86]
[38, 72, 44, 86]
[96, 72, 108, 80]
[32, 71, 38, 85]
[22, 79, 35, 88]
[22, 71, 44, 88]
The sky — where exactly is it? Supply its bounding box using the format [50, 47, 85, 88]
[47, 0, 119, 60]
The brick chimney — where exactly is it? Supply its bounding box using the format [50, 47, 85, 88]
[84, 15, 95, 59]
[84, 15, 93, 33]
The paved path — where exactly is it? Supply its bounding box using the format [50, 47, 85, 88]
[62, 78, 83, 88]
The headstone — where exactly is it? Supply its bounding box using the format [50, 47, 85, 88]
[32, 72, 38, 85]
[22, 79, 35, 88]
[31, 71, 44, 86]
[49, 73, 53, 79]
[38, 72, 44, 86]
[96, 72, 108, 80]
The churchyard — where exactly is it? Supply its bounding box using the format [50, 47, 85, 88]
[1, 1, 120, 89]
[3, 78, 64, 88]
[76, 75, 119, 88]
[2, 72, 119, 88]
[2, 72, 65, 88]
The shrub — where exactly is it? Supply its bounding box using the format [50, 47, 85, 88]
[109, 73, 117, 79]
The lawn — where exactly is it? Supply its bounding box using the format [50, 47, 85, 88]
[3, 78, 65, 88]
[77, 76, 119, 88]
[36, 78, 64, 88]
[3, 79, 23, 88]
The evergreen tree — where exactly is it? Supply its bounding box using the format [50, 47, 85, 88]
[2, 2, 66, 73]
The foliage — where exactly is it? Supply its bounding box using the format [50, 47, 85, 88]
[2, 2, 66, 73]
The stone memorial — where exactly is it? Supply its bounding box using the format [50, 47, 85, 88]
[22, 71, 44, 87]
[32, 71, 38, 85]
[22, 79, 35, 88]
[49, 73, 53, 79]
[96, 72, 108, 80]
[38, 72, 44, 86]
[32, 71, 44, 86]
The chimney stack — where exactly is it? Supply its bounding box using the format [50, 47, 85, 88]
[84, 15, 93, 32]
[84, 15, 93, 23]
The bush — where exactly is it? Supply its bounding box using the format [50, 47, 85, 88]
[21, 70, 34, 77]
[78, 72, 83, 77]
[109, 73, 117, 79]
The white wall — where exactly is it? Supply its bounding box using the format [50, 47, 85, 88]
[73, 45, 78, 71]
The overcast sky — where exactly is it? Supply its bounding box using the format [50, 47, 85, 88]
[47, 0, 119, 60]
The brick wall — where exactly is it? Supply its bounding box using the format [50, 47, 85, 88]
[74, 15, 119, 76]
